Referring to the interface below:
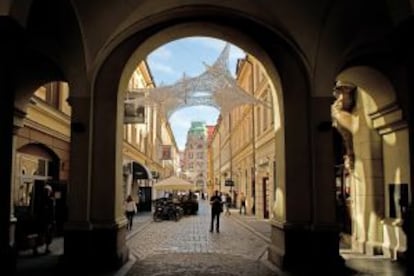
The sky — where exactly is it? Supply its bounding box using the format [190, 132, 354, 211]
[147, 37, 246, 151]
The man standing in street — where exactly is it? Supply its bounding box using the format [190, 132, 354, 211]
[210, 190, 222, 233]
[240, 192, 246, 215]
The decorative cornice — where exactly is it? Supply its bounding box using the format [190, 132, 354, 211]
[13, 107, 27, 132]
[24, 119, 71, 142]
[369, 102, 407, 134]
[14, 107, 27, 119]
[369, 102, 400, 119]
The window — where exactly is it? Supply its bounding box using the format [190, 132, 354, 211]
[36, 159, 47, 176]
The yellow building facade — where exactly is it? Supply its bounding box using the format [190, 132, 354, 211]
[122, 61, 180, 207]
[12, 60, 179, 227]
[209, 55, 276, 219]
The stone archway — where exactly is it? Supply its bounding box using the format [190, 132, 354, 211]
[90, 7, 331, 270]
[336, 66, 410, 259]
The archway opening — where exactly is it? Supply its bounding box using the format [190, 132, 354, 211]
[120, 35, 281, 222]
[82, 11, 312, 273]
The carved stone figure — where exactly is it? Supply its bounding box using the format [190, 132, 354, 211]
[331, 81, 356, 170]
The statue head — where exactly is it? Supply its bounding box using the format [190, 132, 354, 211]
[333, 80, 357, 112]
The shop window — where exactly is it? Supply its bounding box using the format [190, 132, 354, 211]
[36, 159, 47, 176]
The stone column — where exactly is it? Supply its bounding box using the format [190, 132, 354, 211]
[64, 86, 128, 272]
[0, 65, 16, 275]
[268, 80, 313, 272]
[63, 96, 95, 267]
[89, 86, 128, 269]
[309, 97, 343, 268]
[269, 92, 342, 272]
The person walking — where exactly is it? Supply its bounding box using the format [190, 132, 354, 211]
[240, 192, 246, 215]
[39, 184, 55, 254]
[225, 193, 232, 216]
[210, 190, 222, 233]
[124, 195, 137, 231]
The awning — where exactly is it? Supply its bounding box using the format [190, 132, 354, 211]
[132, 162, 152, 180]
[153, 176, 196, 191]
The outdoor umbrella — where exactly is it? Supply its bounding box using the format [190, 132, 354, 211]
[153, 176, 196, 191]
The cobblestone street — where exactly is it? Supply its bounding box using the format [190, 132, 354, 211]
[15, 200, 407, 275]
[124, 200, 278, 275]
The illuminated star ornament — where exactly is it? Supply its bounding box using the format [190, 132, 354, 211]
[124, 43, 269, 123]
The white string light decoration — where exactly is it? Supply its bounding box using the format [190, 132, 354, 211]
[124, 42, 269, 122]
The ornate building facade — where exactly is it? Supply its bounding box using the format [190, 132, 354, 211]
[182, 121, 208, 193]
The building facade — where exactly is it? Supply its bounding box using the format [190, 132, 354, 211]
[13, 82, 71, 234]
[123, 61, 179, 209]
[209, 54, 276, 219]
[11, 60, 179, 237]
[182, 121, 208, 193]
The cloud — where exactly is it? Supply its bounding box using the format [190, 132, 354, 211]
[186, 37, 225, 52]
[147, 60, 181, 85]
[149, 45, 172, 60]
[170, 112, 192, 129]
[150, 61, 175, 74]
[185, 36, 245, 59]
[183, 37, 245, 76]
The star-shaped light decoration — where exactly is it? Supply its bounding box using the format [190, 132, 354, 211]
[124, 42, 270, 123]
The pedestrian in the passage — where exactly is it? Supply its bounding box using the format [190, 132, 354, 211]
[240, 192, 246, 215]
[225, 193, 232, 216]
[210, 190, 223, 233]
[221, 192, 226, 207]
[124, 195, 137, 231]
[39, 184, 54, 254]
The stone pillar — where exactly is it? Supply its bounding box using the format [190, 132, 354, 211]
[309, 97, 343, 268]
[0, 17, 24, 272]
[89, 86, 129, 269]
[63, 96, 95, 269]
[268, 79, 313, 272]
[0, 63, 16, 275]
[65, 93, 128, 271]
[268, 95, 343, 273]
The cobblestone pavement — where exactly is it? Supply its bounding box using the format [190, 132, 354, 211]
[124, 200, 278, 276]
[15, 201, 408, 276]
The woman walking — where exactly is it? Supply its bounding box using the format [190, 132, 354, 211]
[124, 195, 137, 231]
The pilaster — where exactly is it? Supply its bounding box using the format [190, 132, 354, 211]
[64, 93, 130, 270]
[268, 96, 343, 273]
